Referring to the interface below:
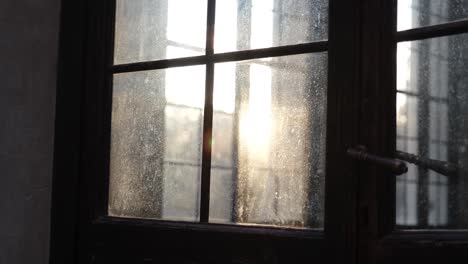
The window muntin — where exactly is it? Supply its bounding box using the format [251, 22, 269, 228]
[109, 0, 329, 229]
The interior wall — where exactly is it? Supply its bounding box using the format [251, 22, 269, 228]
[0, 1, 60, 263]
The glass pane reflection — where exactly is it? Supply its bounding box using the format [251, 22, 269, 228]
[114, 0, 207, 64]
[398, 0, 468, 31]
[108, 66, 205, 222]
[210, 53, 328, 228]
[396, 34, 468, 229]
[215, 0, 328, 53]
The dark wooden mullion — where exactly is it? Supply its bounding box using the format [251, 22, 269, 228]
[378, 231, 468, 263]
[111, 41, 328, 74]
[49, 0, 88, 263]
[98, 0, 117, 217]
[112, 55, 208, 74]
[199, 0, 216, 223]
[396, 18, 468, 42]
[324, 0, 362, 262]
[358, 0, 397, 262]
[95, 215, 324, 239]
[81, 0, 117, 222]
[78, 0, 118, 262]
[212, 41, 328, 63]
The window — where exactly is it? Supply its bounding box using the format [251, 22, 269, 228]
[53, 0, 468, 263]
[107, 0, 328, 228]
[396, 0, 468, 229]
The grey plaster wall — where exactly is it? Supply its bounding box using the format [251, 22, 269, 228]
[0, 1, 61, 263]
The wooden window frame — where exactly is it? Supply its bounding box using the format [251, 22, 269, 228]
[108, 0, 329, 225]
[50, 0, 362, 263]
[361, 1, 468, 263]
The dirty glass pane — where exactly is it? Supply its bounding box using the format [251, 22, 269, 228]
[215, 0, 328, 53]
[108, 65, 205, 222]
[210, 53, 328, 228]
[209, 169, 235, 222]
[114, 0, 207, 64]
[396, 34, 468, 229]
[398, 0, 468, 31]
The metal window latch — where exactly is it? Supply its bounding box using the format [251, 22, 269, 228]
[395, 151, 458, 177]
[347, 145, 408, 175]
